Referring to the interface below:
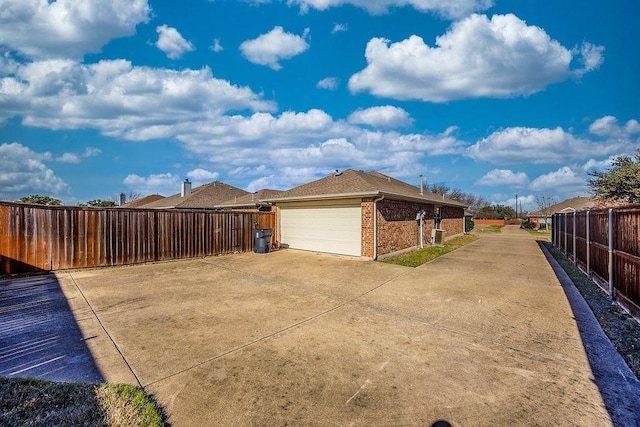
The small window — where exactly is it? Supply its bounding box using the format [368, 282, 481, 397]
[434, 206, 441, 229]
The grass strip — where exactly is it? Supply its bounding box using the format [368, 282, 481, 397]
[0, 378, 167, 427]
[381, 234, 479, 268]
[524, 228, 552, 240]
[475, 225, 503, 233]
[544, 242, 640, 380]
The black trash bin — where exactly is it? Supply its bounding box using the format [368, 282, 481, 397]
[254, 228, 273, 253]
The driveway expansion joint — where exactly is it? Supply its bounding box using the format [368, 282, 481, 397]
[66, 272, 142, 388]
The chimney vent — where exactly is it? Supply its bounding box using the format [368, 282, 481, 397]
[118, 192, 126, 206]
[419, 175, 424, 195]
[181, 179, 192, 197]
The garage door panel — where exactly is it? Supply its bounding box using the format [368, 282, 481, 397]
[281, 206, 361, 256]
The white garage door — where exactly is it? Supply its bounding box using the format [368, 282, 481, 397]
[280, 204, 362, 256]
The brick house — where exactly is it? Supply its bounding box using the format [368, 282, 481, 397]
[262, 169, 466, 259]
[528, 196, 596, 229]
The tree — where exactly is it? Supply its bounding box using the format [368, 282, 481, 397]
[427, 183, 488, 213]
[82, 199, 117, 207]
[16, 195, 61, 205]
[534, 195, 556, 231]
[112, 192, 141, 205]
[476, 204, 516, 220]
[588, 150, 640, 204]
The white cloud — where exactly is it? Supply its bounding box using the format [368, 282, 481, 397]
[467, 125, 627, 165]
[529, 166, 586, 193]
[1, 59, 276, 135]
[56, 153, 81, 163]
[347, 105, 413, 128]
[83, 147, 102, 157]
[186, 168, 220, 182]
[331, 23, 348, 33]
[54, 146, 102, 163]
[245, 166, 321, 192]
[0, 142, 69, 200]
[317, 77, 339, 90]
[121, 169, 226, 195]
[210, 38, 224, 52]
[0, 0, 150, 60]
[349, 14, 603, 102]
[574, 42, 605, 78]
[155, 25, 195, 59]
[494, 194, 535, 212]
[582, 156, 617, 172]
[240, 26, 310, 70]
[475, 169, 529, 186]
[177, 110, 465, 181]
[123, 172, 181, 195]
[289, 0, 493, 18]
[589, 115, 640, 138]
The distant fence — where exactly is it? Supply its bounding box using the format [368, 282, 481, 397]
[0, 202, 276, 275]
[552, 204, 640, 318]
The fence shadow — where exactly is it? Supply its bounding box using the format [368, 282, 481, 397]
[0, 267, 103, 383]
[538, 241, 640, 426]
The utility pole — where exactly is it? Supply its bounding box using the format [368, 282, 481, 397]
[515, 194, 518, 219]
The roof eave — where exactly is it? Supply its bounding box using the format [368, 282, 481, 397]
[264, 191, 467, 208]
[263, 192, 379, 203]
[215, 202, 269, 208]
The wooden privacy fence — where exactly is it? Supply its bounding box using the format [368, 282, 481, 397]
[0, 202, 276, 275]
[552, 204, 640, 317]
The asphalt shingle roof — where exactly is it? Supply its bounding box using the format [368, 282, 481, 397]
[118, 194, 165, 208]
[529, 196, 596, 217]
[139, 181, 249, 209]
[263, 169, 466, 207]
[216, 189, 284, 208]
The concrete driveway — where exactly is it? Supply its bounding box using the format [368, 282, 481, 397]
[2, 226, 639, 425]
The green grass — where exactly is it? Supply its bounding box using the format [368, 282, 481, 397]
[381, 234, 479, 267]
[475, 225, 503, 233]
[0, 378, 167, 427]
[543, 242, 640, 379]
[524, 228, 552, 241]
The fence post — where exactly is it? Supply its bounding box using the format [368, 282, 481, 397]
[563, 213, 567, 255]
[586, 210, 590, 278]
[608, 208, 615, 301]
[572, 211, 576, 265]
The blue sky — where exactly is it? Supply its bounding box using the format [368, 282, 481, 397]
[1, 0, 638, 210]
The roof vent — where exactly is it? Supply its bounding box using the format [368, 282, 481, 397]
[181, 179, 192, 197]
[334, 169, 343, 176]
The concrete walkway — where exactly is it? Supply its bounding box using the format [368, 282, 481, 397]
[2, 225, 639, 425]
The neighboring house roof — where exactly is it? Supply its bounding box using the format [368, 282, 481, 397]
[119, 194, 165, 208]
[528, 196, 596, 217]
[262, 169, 467, 208]
[140, 181, 249, 209]
[216, 189, 284, 209]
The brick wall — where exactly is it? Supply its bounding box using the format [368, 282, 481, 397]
[362, 200, 465, 258]
[361, 199, 375, 257]
[377, 200, 423, 256]
[440, 206, 465, 237]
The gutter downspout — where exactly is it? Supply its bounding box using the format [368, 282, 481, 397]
[373, 195, 385, 260]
